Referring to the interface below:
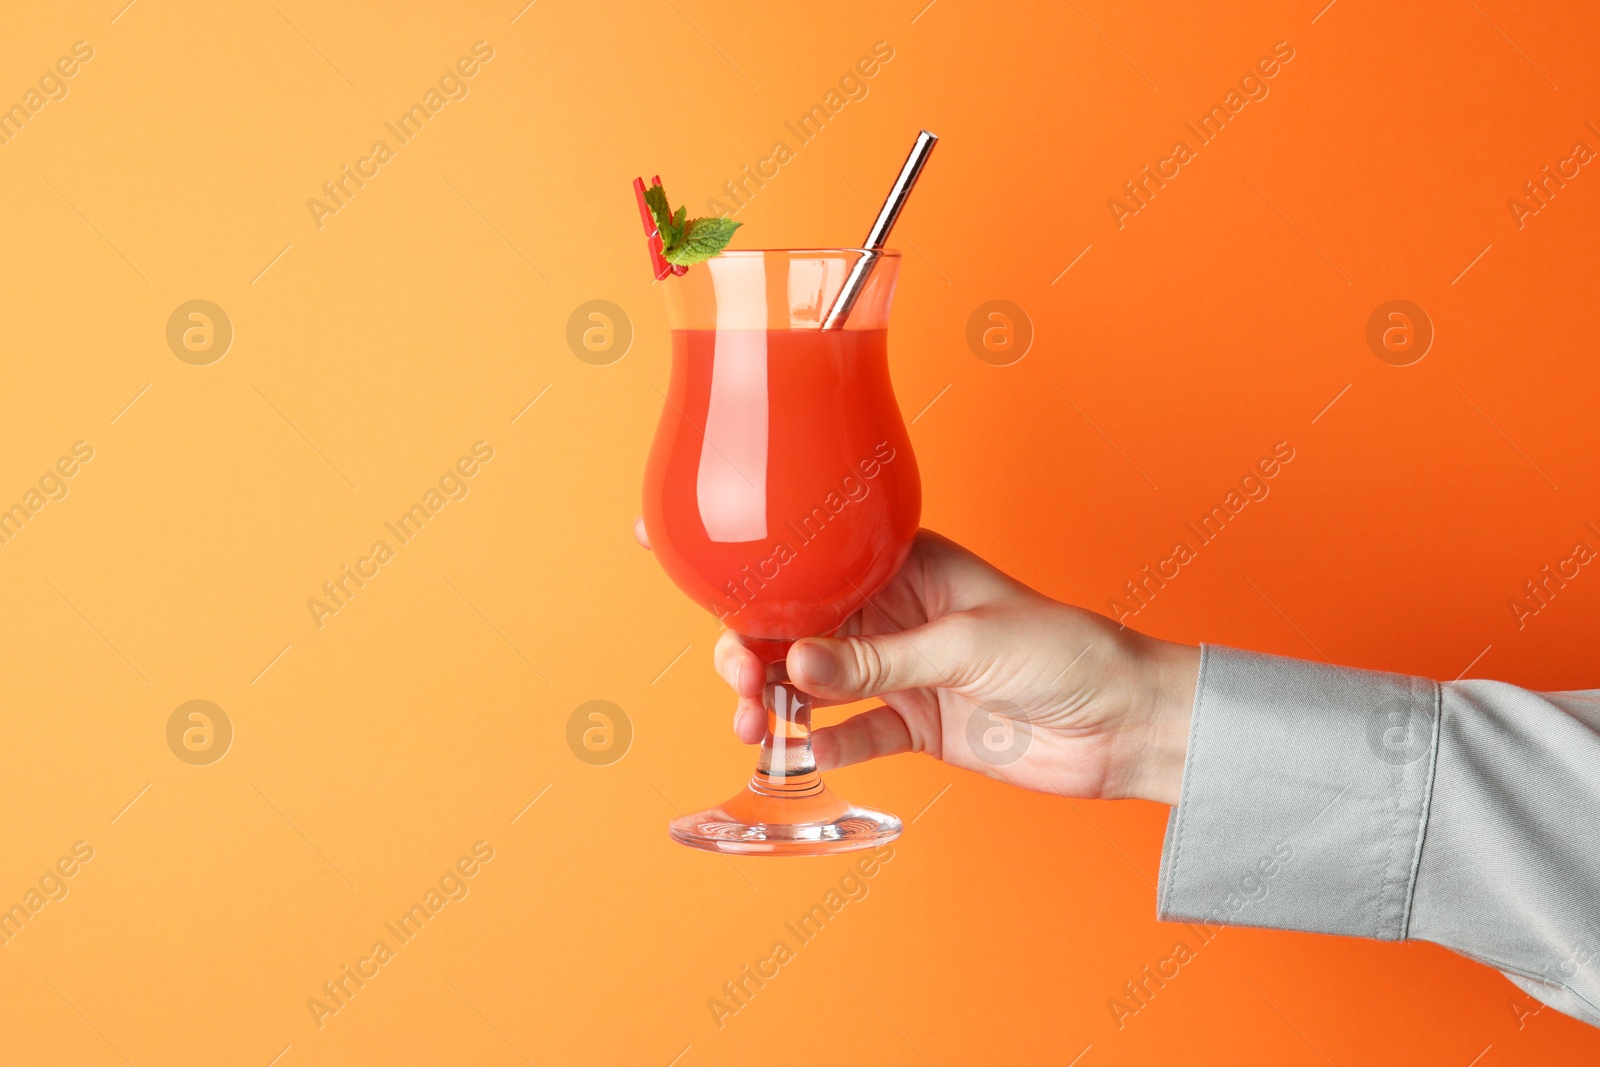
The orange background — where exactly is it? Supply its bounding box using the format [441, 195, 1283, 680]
[1, 0, 1598, 1063]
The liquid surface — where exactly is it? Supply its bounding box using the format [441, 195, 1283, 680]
[644, 328, 920, 647]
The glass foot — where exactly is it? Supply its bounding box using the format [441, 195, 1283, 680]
[669, 780, 901, 856]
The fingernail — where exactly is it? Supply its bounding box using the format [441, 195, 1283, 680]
[793, 642, 836, 687]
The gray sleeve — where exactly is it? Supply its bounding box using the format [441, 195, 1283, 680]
[1155, 644, 1600, 1027]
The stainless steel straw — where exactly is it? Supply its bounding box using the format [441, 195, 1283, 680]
[821, 130, 938, 330]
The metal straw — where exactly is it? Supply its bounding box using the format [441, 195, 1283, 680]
[821, 130, 938, 330]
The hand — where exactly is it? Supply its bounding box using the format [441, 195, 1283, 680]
[710, 530, 1200, 805]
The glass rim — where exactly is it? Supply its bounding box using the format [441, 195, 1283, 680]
[708, 248, 903, 258]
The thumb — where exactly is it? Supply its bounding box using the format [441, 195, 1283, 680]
[788, 617, 969, 700]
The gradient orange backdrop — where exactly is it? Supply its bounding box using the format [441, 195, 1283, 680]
[1, 0, 1597, 1063]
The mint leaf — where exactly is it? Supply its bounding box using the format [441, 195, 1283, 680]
[662, 216, 742, 266]
[659, 204, 686, 249]
[643, 184, 672, 234]
[640, 179, 743, 267]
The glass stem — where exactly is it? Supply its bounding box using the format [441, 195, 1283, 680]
[750, 678, 824, 798]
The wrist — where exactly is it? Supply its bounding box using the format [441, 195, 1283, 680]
[1121, 638, 1200, 805]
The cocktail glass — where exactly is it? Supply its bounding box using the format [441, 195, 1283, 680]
[644, 249, 919, 855]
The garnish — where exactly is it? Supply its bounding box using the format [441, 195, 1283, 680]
[634, 177, 741, 273]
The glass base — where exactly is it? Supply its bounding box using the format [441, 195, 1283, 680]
[668, 780, 901, 856]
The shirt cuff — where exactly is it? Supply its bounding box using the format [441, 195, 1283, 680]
[1156, 644, 1441, 940]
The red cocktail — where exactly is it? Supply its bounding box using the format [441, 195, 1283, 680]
[644, 249, 918, 854]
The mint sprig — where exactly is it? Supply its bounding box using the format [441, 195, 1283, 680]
[645, 182, 741, 266]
